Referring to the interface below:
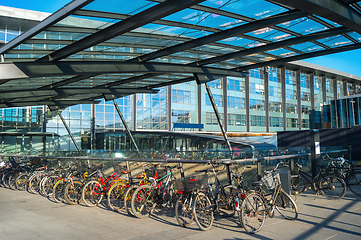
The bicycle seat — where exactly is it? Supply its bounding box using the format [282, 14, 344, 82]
[136, 174, 145, 179]
[251, 181, 263, 187]
[121, 170, 131, 174]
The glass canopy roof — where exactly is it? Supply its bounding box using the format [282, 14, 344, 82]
[1, 0, 361, 109]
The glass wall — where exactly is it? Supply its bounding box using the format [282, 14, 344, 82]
[136, 88, 168, 130]
[171, 82, 198, 127]
[285, 70, 298, 130]
[227, 77, 246, 132]
[326, 78, 334, 102]
[249, 69, 266, 132]
[268, 68, 283, 132]
[314, 75, 323, 129]
[202, 79, 224, 132]
[300, 73, 311, 129]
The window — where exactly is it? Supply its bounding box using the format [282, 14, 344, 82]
[227, 96, 244, 109]
[205, 94, 223, 107]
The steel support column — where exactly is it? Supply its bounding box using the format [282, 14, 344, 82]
[281, 67, 287, 131]
[167, 85, 172, 131]
[113, 100, 140, 153]
[264, 67, 270, 132]
[322, 75, 327, 104]
[296, 70, 301, 130]
[197, 78, 202, 131]
[91, 103, 95, 150]
[245, 75, 250, 132]
[310, 72, 315, 129]
[42, 105, 47, 152]
[222, 77, 228, 132]
[343, 80, 348, 97]
[57, 110, 81, 152]
[333, 79, 339, 128]
[132, 94, 137, 131]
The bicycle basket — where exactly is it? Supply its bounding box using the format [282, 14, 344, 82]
[261, 172, 279, 189]
[174, 175, 208, 192]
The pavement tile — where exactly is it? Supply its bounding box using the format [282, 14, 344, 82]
[1, 187, 361, 240]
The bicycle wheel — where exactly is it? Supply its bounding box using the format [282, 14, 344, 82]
[347, 170, 361, 196]
[28, 175, 40, 194]
[192, 191, 213, 231]
[275, 190, 298, 220]
[42, 175, 59, 198]
[290, 175, 306, 195]
[52, 180, 66, 203]
[124, 185, 138, 216]
[131, 185, 154, 218]
[64, 180, 83, 205]
[240, 193, 266, 234]
[218, 185, 237, 217]
[39, 176, 49, 196]
[16, 173, 29, 191]
[107, 182, 127, 211]
[319, 175, 346, 199]
[175, 193, 194, 227]
[2, 171, 11, 189]
[8, 173, 19, 190]
[82, 180, 104, 207]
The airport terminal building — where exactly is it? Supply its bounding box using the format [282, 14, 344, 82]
[1, 1, 361, 153]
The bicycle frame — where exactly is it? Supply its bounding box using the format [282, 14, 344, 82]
[297, 167, 326, 193]
[92, 171, 120, 195]
[147, 171, 173, 200]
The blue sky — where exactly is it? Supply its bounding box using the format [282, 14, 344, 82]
[1, 0, 361, 77]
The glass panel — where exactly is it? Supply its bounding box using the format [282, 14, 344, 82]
[318, 35, 353, 48]
[314, 16, 342, 28]
[346, 32, 361, 42]
[277, 17, 328, 35]
[265, 48, 298, 57]
[83, 0, 158, 15]
[201, 0, 287, 20]
[164, 8, 245, 30]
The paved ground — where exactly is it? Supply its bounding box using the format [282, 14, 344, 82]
[0, 187, 360, 240]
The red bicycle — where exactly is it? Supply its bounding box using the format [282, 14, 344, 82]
[81, 165, 128, 207]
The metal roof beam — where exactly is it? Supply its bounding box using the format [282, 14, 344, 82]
[0, 0, 94, 54]
[340, 0, 359, 4]
[235, 43, 361, 71]
[37, 0, 206, 62]
[0, 88, 159, 101]
[0, 61, 246, 80]
[269, 0, 361, 34]
[0, 100, 100, 109]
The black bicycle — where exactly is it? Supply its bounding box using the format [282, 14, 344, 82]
[323, 154, 361, 196]
[291, 160, 347, 199]
[191, 162, 238, 231]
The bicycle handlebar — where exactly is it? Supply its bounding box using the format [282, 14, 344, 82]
[264, 162, 288, 174]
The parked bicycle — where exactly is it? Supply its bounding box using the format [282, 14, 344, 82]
[323, 154, 361, 196]
[291, 160, 347, 199]
[240, 162, 298, 234]
[130, 165, 179, 218]
[191, 161, 238, 231]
